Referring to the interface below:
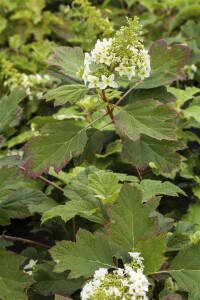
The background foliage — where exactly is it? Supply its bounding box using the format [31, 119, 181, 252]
[0, 0, 200, 299]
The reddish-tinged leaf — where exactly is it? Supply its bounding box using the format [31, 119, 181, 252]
[23, 122, 87, 178]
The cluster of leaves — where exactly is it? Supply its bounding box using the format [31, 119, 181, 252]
[0, 1, 200, 300]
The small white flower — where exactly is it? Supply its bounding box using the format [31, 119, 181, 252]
[130, 47, 138, 54]
[81, 281, 95, 299]
[128, 252, 144, 260]
[106, 286, 114, 296]
[87, 75, 100, 88]
[115, 64, 127, 76]
[92, 279, 102, 288]
[113, 286, 121, 296]
[116, 268, 124, 276]
[139, 68, 150, 80]
[82, 67, 91, 84]
[23, 259, 38, 270]
[99, 74, 118, 89]
[124, 265, 135, 276]
[84, 53, 92, 67]
[104, 56, 113, 66]
[125, 66, 136, 80]
[25, 270, 33, 276]
[94, 268, 108, 280]
[120, 279, 129, 287]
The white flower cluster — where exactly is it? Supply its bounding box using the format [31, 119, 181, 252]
[78, 19, 151, 90]
[21, 74, 50, 95]
[81, 252, 150, 300]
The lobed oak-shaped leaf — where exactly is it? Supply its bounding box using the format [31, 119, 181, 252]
[0, 187, 52, 226]
[45, 84, 89, 106]
[138, 179, 186, 202]
[134, 40, 190, 89]
[122, 135, 184, 173]
[23, 122, 87, 178]
[0, 248, 33, 300]
[50, 229, 114, 278]
[88, 170, 121, 204]
[46, 47, 84, 83]
[114, 100, 177, 142]
[168, 241, 200, 292]
[107, 183, 160, 252]
[135, 233, 166, 275]
[42, 198, 106, 225]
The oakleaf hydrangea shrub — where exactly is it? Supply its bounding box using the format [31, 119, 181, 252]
[1, 10, 199, 300]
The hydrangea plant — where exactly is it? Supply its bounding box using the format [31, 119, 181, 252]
[1, 14, 200, 300]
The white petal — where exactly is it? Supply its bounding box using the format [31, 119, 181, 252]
[109, 81, 118, 88]
[98, 82, 107, 89]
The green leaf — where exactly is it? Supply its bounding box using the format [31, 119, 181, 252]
[46, 47, 84, 83]
[45, 84, 89, 106]
[33, 261, 85, 296]
[130, 86, 175, 103]
[107, 184, 160, 252]
[183, 203, 200, 229]
[64, 167, 98, 202]
[88, 170, 121, 204]
[50, 229, 114, 278]
[168, 86, 200, 107]
[183, 105, 200, 123]
[0, 248, 32, 300]
[123, 135, 183, 173]
[23, 121, 88, 178]
[0, 89, 25, 134]
[0, 166, 20, 198]
[0, 187, 51, 226]
[54, 167, 108, 223]
[134, 40, 190, 89]
[135, 233, 166, 275]
[168, 241, 200, 292]
[0, 16, 7, 34]
[0, 155, 23, 167]
[115, 100, 177, 141]
[192, 186, 200, 200]
[75, 128, 104, 164]
[42, 198, 106, 225]
[138, 179, 186, 202]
